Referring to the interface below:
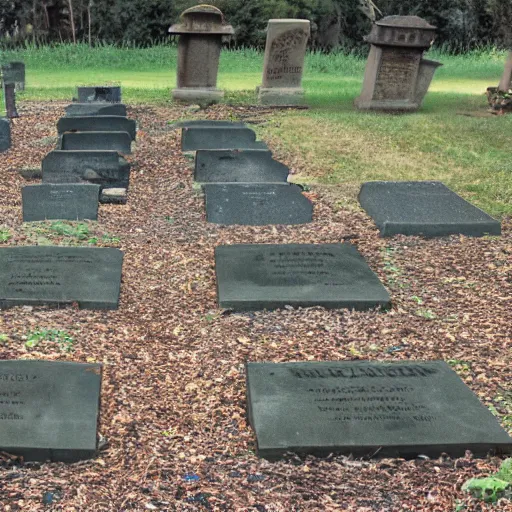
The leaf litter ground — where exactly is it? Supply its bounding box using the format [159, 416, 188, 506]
[0, 102, 511, 511]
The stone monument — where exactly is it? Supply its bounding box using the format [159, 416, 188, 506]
[77, 86, 121, 103]
[258, 19, 310, 105]
[169, 5, 234, 103]
[355, 16, 442, 112]
[1, 62, 25, 91]
[0, 118, 10, 152]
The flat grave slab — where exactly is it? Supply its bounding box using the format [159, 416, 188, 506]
[358, 181, 501, 237]
[59, 131, 132, 154]
[246, 360, 512, 460]
[182, 127, 268, 151]
[215, 243, 390, 311]
[169, 120, 245, 130]
[57, 116, 136, 141]
[195, 150, 289, 184]
[65, 103, 128, 117]
[205, 184, 311, 225]
[0, 246, 123, 309]
[42, 150, 130, 190]
[0, 118, 10, 152]
[77, 86, 121, 103]
[0, 360, 102, 462]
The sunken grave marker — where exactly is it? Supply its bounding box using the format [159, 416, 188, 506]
[65, 103, 128, 117]
[57, 116, 137, 141]
[246, 360, 512, 460]
[77, 86, 121, 103]
[169, 120, 245, 130]
[182, 127, 268, 151]
[215, 243, 390, 311]
[358, 181, 501, 237]
[0, 360, 102, 462]
[59, 131, 132, 154]
[205, 184, 311, 225]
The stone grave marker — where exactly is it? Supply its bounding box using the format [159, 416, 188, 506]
[65, 103, 127, 117]
[195, 150, 289, 184]
[258, 19, 310, 105]
[169, 120, 245, 130]
[0, 118, 10, 152]
[59, 131, 132, 154]
[182, 127, 268, 151]
[77, 86, 121, 103]
[1, 61, 25, 91]
[0, 246, 123, 309]
[358, 181, 501, 237]
[3, 82, 18, 118]
[0, 360, 102, 462]
[355, 16, 442, 112]
[205, 184, 311, 225]
[42, 150, 130, 189]
[215, 243, 390, 311]
[169, 5, 234, 103]
[246, 361, 512, 460]
[57, 116, 136, 141]
[22, 184, 100, 222]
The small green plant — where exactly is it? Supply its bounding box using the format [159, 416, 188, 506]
[0, 227, 12, 243]
[49, 221, 89, 240]
[415, 308, 437, 320]
[25, 328, 74, 353]
[0, 334, 9, 345]
[411, 295, 423, 305]
[162, 427, 177, 437]
[462, 459, 512, 504]
[164, 216, 175, 224]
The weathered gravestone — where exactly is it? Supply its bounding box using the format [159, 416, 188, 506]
[169, 120, 245, 130]
[205, 184, 311, 225]
[2, 82, 18, 118]
[0, 360, 102, 462]
[65, 103, 127, 117]
[77, 86, 121, 103]
[0, 118, 10, 152]
[355, 16, 442, 112]
[246, 361, 512, 460]
[182, 127, 268, 151]
[42, 150, 130, 189]
[169, 5, 234, 103]
[195, 150, 289, 184]
[0, 246, 123, 309]
[57, 116, 137, 141]
[22, 184, 100, 222]
[358, 181, 501, 237]
[258, 19, 310, 105]
[1, 61, 25, 91]
[59, 131, 132, 154]
[215, 243, 390, 311]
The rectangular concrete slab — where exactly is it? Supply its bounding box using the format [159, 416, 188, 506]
[77, 86, 121, 103]
[195, 150, 289, 184]
[247, 361, 512, 460]
[22, 184, 100, 222]
[205, 184, 311, 225]
[59, 132, 132, 154]
[215, 243, 390, 311]
[42, 150, 130, 190]
[0, 246, 123, 309]
[358, 181, 501, 237]
[65, 103, 127, 117]
[182, 127, 268, 151]
[57, 116, 136, 141]
[0, 360, 102, 462]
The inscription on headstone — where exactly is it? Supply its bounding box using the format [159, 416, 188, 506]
[246, 361, 512, 460]
[0, 360, 102, 462]
[57, 116, 136, 141]
[182, 127, 268, 151]
[0, 246, 123, 309]
[59, 132, 132, 154]
[215, 243, 390, 311]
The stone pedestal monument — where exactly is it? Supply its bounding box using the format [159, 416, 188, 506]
[169, 5, 234, 103]
[355, 16, 442, 112]
[258, 19, 310, 106]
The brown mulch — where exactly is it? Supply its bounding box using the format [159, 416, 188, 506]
[0, 102, 511, 512]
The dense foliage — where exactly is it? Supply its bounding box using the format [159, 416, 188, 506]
[0, 0, 511, 51]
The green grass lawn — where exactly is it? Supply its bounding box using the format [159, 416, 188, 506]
[2, 43, 511, 217]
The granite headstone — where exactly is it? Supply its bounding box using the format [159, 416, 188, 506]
[77, 86, 121, 103]
[182, 127, 268, 151]
[57, 116, 136, 141]
[215, 243, 390, 311]
[65, 103, 127, 117]
[0, 360, 102, 462]
[0, 118, 10, 152]
[59, 132, 132, 154]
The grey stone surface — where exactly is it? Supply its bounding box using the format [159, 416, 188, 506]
[182, 127, 268, 151]
[100, 188, 127, 204]
[246, 361, 512, 460]
[77, 86, 121, 103]
[0, 246, 123, 309]
[57, 116, 136, 141]
[169, 120, 245, 130]
[259, 19, 310, 105]
[0, 118, 10, 152]
[65, 103, 127, 117]
[0, 360, 102, 462]
[22, 184, 100, 222]
[195, 150, 288, 184]
[1, 62, 25, 91]
[215, 243, 390, 311]
[59, 132, 132, 154]
[205, 184, 311, 225]
[358, 181, 501, 238]
[42, 150, 130, 189]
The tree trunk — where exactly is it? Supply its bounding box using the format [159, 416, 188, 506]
[498, 51, 512, 92]
[68, 0, 77, 44]
[88, 1, 93, 46]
